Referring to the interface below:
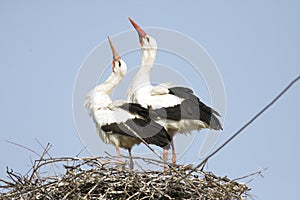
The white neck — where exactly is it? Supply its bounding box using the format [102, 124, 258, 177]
[141, 48, 157, 67]
[85, 70, 124, 112]
[94, 72, 122, 108]
[97, 71, 123, 95]
[128, 48, 157, 99]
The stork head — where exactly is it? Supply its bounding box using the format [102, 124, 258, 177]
[128, 17, 157, 51]
[107, 36, 127, 76]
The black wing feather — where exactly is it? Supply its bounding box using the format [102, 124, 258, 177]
[119, 103, 150, 121]
[108, 103, 171, 149]
[101, 119, 170, 149]
[148, 87, 223, 130]
[126, 118, 170, 149]
[169, 87, 221, 117]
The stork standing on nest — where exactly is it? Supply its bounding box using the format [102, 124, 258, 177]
[127, 17, 223, 170]
[84, 37, 171, 170]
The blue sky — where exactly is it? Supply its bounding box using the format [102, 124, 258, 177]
[1, 1, 299, 199]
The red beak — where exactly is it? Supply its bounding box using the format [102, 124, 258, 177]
[107, 36, 121, 71]
[128, 17, 147, 39]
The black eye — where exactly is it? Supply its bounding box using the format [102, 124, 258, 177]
[118, 61, 121, 67]
[146, 37, 150, 43]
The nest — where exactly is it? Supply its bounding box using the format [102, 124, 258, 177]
[0, 153, 253, 200]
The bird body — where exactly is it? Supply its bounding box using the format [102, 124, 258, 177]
[84, 37, 170, 169]
[129, 82, 221, 134]
[84, 59, 141, 151]
[127, 17, 222, 167]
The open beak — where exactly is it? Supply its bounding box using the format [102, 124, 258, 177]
[107, 36, 121, 71]
[128, 17, 147, 42]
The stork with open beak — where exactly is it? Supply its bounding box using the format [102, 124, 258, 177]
[84, 37, 171, 170]
[127, 17, 223, 171]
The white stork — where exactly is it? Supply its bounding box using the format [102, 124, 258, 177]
[127, 17, 223, 168]
[84, 36, 171, 169]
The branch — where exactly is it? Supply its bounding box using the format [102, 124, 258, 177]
[5, 140, 41, 157]
[232, 167, 267, 183]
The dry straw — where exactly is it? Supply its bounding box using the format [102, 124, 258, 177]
[0, 153, 254, 200]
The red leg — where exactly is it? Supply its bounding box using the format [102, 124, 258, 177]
[163, 149, 168, 175]
[116, 146, 120, 163]
[171, 140, 176, 165]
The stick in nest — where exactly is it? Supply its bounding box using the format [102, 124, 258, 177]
[0, 154, 254, 199]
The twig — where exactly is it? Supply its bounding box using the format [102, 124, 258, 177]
[232, 168, 267, 182]
[29, 143, 52, 182]
[75, 146, 89, 157]
[83, 183, 98, 199]
[4, 140, 41, 157]
[35, 139, 53, 159]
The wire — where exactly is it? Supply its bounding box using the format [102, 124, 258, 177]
[177, 75, 300, 182]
